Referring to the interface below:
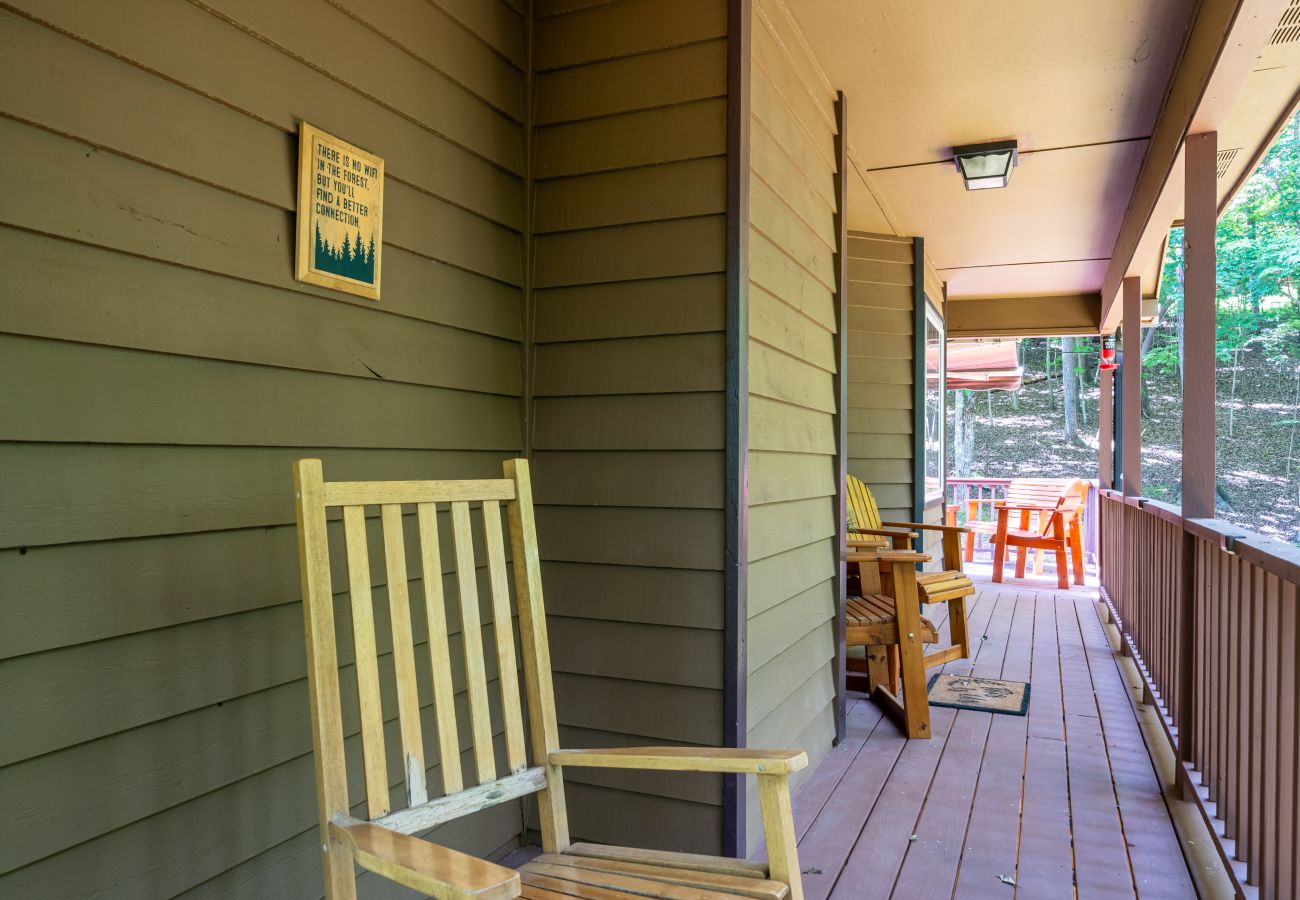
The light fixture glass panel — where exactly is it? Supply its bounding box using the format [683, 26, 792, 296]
[958, 150, 1012, 180]
[953, 140, 1018, 191]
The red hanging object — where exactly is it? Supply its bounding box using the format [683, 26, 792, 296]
[1098, 335, 1118, 371]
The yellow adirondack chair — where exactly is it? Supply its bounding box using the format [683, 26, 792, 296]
[845, 475, 975, 669]
[292, 458, 808, 900]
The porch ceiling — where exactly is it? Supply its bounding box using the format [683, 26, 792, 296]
[792, 0, 1197, 301]
[791, 0, 1300, 321]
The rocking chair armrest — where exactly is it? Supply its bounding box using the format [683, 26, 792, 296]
[329, 816, 520, 899]
[849, 527, 919, 539]
[880, 520, 971, 535]
[550, 746, 808, 775]
[846, 548, 931, 565]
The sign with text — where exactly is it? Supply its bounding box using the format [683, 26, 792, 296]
[295, 122, 383, 300]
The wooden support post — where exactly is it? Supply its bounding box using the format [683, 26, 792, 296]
[1122, 276, 1142, 497]
[831, 91, 849, 744]
[1175, 131, 1218, 768]
[1099, 366, 1114, 489]
[1183, 132, 1217, 519]
[721, 0, 751, 858]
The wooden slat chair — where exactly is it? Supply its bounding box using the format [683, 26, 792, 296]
[991, 480, 1090, 590]
[961, 477, 1077, 562]
[293, 458, 809, 900]
[844, 475, 975, 670]
[845, 547, 937, 739]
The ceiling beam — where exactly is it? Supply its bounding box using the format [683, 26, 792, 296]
[1098, 0, 1286, 332]
[947, 294, 1099, 338]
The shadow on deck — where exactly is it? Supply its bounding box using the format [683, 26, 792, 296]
[791, 581, 1204, 899]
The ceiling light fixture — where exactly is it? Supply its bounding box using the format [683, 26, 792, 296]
[952, 139, 1018, 191]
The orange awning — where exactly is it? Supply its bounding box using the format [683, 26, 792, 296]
[936, 339, 1023, 391]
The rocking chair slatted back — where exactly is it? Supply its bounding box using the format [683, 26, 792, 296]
[293, 458, 569, 897]
[846, 473, 884, 535]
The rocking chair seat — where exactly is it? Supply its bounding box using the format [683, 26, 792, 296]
[520, 847, 789, 899]
[1001, 526, 1057, 544]
[845, 594, 939, 646]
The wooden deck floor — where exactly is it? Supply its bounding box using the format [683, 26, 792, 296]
[791, 580, 1198, 899]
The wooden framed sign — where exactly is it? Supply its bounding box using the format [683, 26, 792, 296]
[295, 122, 384, 300]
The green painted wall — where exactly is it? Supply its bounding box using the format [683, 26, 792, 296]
[527, 0, 731, 853]
[0, 0, 878, 890]
[0, 1, 528, 896]
[845, 232, 946, 566]
[742, 0, 841, 852]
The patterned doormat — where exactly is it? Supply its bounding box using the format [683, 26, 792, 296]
[927, 674, 1030, 716]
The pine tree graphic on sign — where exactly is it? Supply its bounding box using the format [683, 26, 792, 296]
[313, 221, 376, 285]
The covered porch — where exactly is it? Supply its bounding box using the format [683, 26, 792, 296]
[5, 0, 1300, 896]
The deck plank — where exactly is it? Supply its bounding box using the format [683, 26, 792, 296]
[762, 579, 1198, 900]
[1013, 591, 1075, 898]
[790, 698, 879, 842]
[1057, 594, 1137, 898]
[1074, 597, 1197, 899]
[889, 591, 1022, 897]
[949, 592, 1035, 898]
[825, 592, 1008, 899]
[795, 705, 906, 900]
[796, 592, 994, 898]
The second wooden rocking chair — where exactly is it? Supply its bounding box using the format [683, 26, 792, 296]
[845, 546, 937, 739]
[845, 475, 975, 669]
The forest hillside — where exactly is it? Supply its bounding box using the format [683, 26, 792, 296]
[946, 339, 1300, 542]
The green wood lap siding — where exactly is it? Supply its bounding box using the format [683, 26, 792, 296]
[0, 2, 528, 897]
[846, 232, 917, 525]
[0, 0, 877, 884]
[742, 0, 840, 853]
[528, 0, 730, 854]
[845, 236, 947, 568]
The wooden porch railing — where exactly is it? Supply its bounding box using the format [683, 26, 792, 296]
[1098, 489, 1299, 899]
[948, 477, 1099, 564]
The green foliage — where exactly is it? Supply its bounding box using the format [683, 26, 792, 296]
[1153, 111, 1300, 374]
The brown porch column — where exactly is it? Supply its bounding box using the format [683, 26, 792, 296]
[1122, 275, 1142, 496]
[1098, 365, 1113, 489]
[1183, 132, 1217, 518]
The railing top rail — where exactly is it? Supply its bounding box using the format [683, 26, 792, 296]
[1235, 535, 1300, 584]
[947, 478, 1014, 486]
[1100, 489, 1300, 584]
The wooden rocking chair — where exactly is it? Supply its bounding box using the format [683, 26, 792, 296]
[845, 475, 975, 669]
[991, 482, 1089, 590]
[960, 478, 1088, 582]
[845, 547, 937, 739]
[293, 458, 808, 900]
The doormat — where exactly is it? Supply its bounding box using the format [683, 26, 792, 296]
[927, 674, 1030, 716]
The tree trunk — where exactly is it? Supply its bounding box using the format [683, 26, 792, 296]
[1011, 341, 1021, 409]
[954, 389, 975, 477]
[1140, 323, 1158, 419]
[1062, 336, 1082, 444]
[1169, 236, 1186, 390]
[1046, 342, 1057, 410]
